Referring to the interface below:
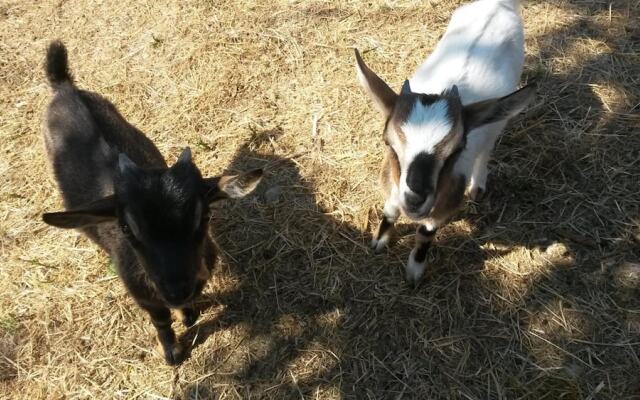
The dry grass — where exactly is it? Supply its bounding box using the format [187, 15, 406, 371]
[1, 0, 639, 398]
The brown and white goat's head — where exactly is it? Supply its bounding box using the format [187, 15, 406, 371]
[355, 49, 534, 220]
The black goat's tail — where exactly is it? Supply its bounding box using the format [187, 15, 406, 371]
[45, 40, 73, 88]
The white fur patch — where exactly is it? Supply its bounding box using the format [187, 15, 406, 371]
[371, 231, 391, 253]
[383, 194, 400, 219]
[409, 0, 524, 102]
[401, 99, 453, 158]
[424, 219, 438, 232]
[406, 247, 428, 284]
[397, 100, 452, 217]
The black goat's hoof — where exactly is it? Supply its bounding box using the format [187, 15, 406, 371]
[162, 342, 185, 366]
[180, 308, 200, 328]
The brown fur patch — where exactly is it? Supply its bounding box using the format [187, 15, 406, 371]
[426, 153, 467, 228]
[176, 308, 191, 322]
[374, 216, 393, 241]
[432, 125, 463, 160]
[389, 94, 418, 130]
[379, 147, 401, 196]
[355, 49, 398, 115]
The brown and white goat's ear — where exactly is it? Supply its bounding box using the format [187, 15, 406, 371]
[442, 84, 460, 98]
[42, 195, 118, 229]
[203, 169, 264, 204]
[462, 84, 536, 132]
[354, 49, 398, 117]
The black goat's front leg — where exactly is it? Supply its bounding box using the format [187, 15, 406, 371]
[142, 304, 184, 365]
[405, 225, 437, 286]
[178, 268, 211, 328]
[178, 306, 200, 328]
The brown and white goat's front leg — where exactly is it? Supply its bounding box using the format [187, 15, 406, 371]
[371, 196, 400, 252]
[372, 149, 402, 252]
[406, 170, 467, 285]
[466, 121, 507, 201]
[406, 224, 439, 285]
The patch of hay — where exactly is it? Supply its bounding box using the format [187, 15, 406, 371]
[1, 0, 638, 398]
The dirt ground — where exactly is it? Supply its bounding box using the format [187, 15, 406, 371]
[1, 0, 639, 398]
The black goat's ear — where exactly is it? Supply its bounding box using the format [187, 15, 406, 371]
[175, 147, 192, 165]
[203, 169, 264, 204]
[118, 153, 138, 174]
[117, 153, 144, 183]
[42, 195, 118, 229]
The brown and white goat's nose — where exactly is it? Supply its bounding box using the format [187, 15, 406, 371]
[405, 192, 426, 209]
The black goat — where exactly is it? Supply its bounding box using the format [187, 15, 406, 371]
[41, 41, 263, 365]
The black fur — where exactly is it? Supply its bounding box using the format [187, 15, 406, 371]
[413, 242, 431, 263]
[40, 41, 253, 365]
[405, 152, 437, 210]
[45, 40, 73, 86]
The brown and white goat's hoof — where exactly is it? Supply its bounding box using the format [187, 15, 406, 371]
[468, 186, 486, 202]
[405, 248, 427, 286]
[371, 231, 392, 253]
[371, 237, 389, 253]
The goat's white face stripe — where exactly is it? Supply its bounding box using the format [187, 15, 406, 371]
[400, 99, 453, 161]
[397, 99, 452, 199]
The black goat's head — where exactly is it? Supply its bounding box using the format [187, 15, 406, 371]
[43, 148, 263, 306]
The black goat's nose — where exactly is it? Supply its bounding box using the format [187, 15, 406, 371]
[165, 282, 192, 302]
[405, 192, 426, 208]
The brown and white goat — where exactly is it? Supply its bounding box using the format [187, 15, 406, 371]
[41, 41, 263, 364]
[356, 0, 535, 284]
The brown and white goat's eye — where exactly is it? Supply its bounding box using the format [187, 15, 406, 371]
[387, 143, 399, 159]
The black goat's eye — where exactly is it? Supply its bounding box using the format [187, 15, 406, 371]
[120, 223, 131, 235]
[198, 215, 210, 232]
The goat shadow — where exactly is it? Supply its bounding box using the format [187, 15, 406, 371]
[178, 127, 350, 397]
